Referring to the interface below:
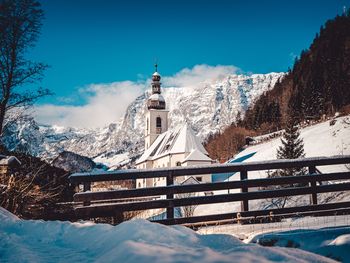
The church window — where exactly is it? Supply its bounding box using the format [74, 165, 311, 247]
[156, 117, 162, 128]
[176, 162, 181, 166]
[146, 118, 149, 131]
[138, 182, 141, 188]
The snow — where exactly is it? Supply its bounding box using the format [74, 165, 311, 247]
[234, 116, 350, 176]
[250, 224, 350, 262]
[199, 215, 350, 262]
[194, 116, 350, 217]
[94, 152, 130, 169]
[0, 208, 335, 263]
[183, 149, 212, 162]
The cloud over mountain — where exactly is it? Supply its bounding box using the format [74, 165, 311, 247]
[34, 65, 240, 128]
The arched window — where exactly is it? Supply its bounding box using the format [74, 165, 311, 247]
[146, 118, 149, 132]
[176, 161, 181, 166]
[138, 182, 141, 188]
[156, 117, 162, 128]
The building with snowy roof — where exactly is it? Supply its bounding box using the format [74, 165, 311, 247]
[136, 65, 213, 188]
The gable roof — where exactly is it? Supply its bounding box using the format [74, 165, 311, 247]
[136, 123, 211, 164]
[180, 176, 201, 185]
[0, 156, 21, 166]
[182, 149, 212, 163]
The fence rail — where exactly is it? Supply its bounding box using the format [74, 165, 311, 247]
[69, 155, 350, 225]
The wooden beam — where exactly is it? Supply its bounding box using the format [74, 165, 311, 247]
[74, 172, 350, 202]
[69, 156, 350, 183]
[240, 171, 248, 212]
[74, 182, 350, 219]
[166, 172, 174, 219]
[309, 166, 317, 205]
[153, 201, 350, 225]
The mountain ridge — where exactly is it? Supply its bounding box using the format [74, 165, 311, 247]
[2, 72, 284, 167]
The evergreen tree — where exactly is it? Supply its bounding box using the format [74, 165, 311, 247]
[277, 116, 305, 160]
[267, 114, 306, 208]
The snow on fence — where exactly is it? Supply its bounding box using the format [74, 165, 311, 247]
[69, 155, 350, 226]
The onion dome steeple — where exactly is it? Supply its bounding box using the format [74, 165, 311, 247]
[147, 63, 166, 110]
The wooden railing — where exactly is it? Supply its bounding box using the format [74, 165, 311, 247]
[69, 155, 350, 225]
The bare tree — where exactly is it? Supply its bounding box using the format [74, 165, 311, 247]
[0, 0, 50, 137]
[0, 164, 68, 217]
[177, 191, 198, 218]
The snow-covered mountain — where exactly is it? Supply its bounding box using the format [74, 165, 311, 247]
[2, 73, 284, 166]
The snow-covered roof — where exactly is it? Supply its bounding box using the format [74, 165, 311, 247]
[148, 93, 165, 102]
[183, 149, 212, 163]
[153, 72, 160, 76]
[180, 176, 200, 185]
[0, 156, 21, 166]
[136, 123, 211, 164]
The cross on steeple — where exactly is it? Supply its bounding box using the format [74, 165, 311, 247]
[155, 62, 158, 72]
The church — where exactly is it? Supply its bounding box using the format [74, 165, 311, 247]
[135, 65, 213, 188]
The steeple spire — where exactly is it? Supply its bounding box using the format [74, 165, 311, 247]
[147, 64, 166, 110]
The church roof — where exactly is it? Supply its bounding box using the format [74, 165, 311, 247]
[0, 155, 21, 166]
[136, 123, 210, 164]
[153, 72, 160, 76]
[182, 149, 212, 163]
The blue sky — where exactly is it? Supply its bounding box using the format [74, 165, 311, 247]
[31, 0, 348, 127]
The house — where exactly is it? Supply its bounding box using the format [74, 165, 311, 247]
[0, 155, 21, 186]
[135, 66, 213, 188]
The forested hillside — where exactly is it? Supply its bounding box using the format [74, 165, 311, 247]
[206, 12, 350, 161]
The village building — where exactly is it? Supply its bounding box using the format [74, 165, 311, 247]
[135, 66, 213, 188]
[0, 155, 21, 187]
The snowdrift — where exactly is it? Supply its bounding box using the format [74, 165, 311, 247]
[0, 208, 334, 263]
[251, 225, 350, 262]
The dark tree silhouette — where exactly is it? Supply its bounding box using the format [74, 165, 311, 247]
[0, 0, 50, 137]
[267, 114, 306, 208]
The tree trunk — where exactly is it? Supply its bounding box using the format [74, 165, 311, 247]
[0, 103, 6, 137]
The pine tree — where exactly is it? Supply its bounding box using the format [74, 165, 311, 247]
[277, 117, 305, 159]
[275, 115, 306, 177]
[267, 115, 306, 208]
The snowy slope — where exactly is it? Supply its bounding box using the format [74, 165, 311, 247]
[195, 115, 350, 216]
[0, 208, 335, 263]
[2, 72, 284, 166]
[234, 115, 350, 176]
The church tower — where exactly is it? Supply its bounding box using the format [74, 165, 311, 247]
[144, 64, 169, 150]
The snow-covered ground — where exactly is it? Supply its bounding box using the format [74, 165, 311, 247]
[199, 215, 350, 262]
[0, 207, 337, 263]
[195, 115, 350, 217]
[234, 115, 350, 176]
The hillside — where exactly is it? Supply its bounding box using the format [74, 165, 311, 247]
[248, 12, 350, 128]
[206, 12, 350, 161]
[196, 115, 350, 217]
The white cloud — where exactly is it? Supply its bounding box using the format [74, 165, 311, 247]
[34, 64, 240, 128]
[34, 81, 144, 128]
[163, 64, 239, 87]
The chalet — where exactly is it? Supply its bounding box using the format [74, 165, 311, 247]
[0, 155, 21, 187]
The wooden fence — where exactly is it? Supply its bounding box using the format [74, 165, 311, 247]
[69, 155, 350, 225]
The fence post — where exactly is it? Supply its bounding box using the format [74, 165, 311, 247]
[83, 182, 91, 206]
[309, 166, 317, 205]
[240, 170, 249, 212]
[166, 172, 174, 219]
